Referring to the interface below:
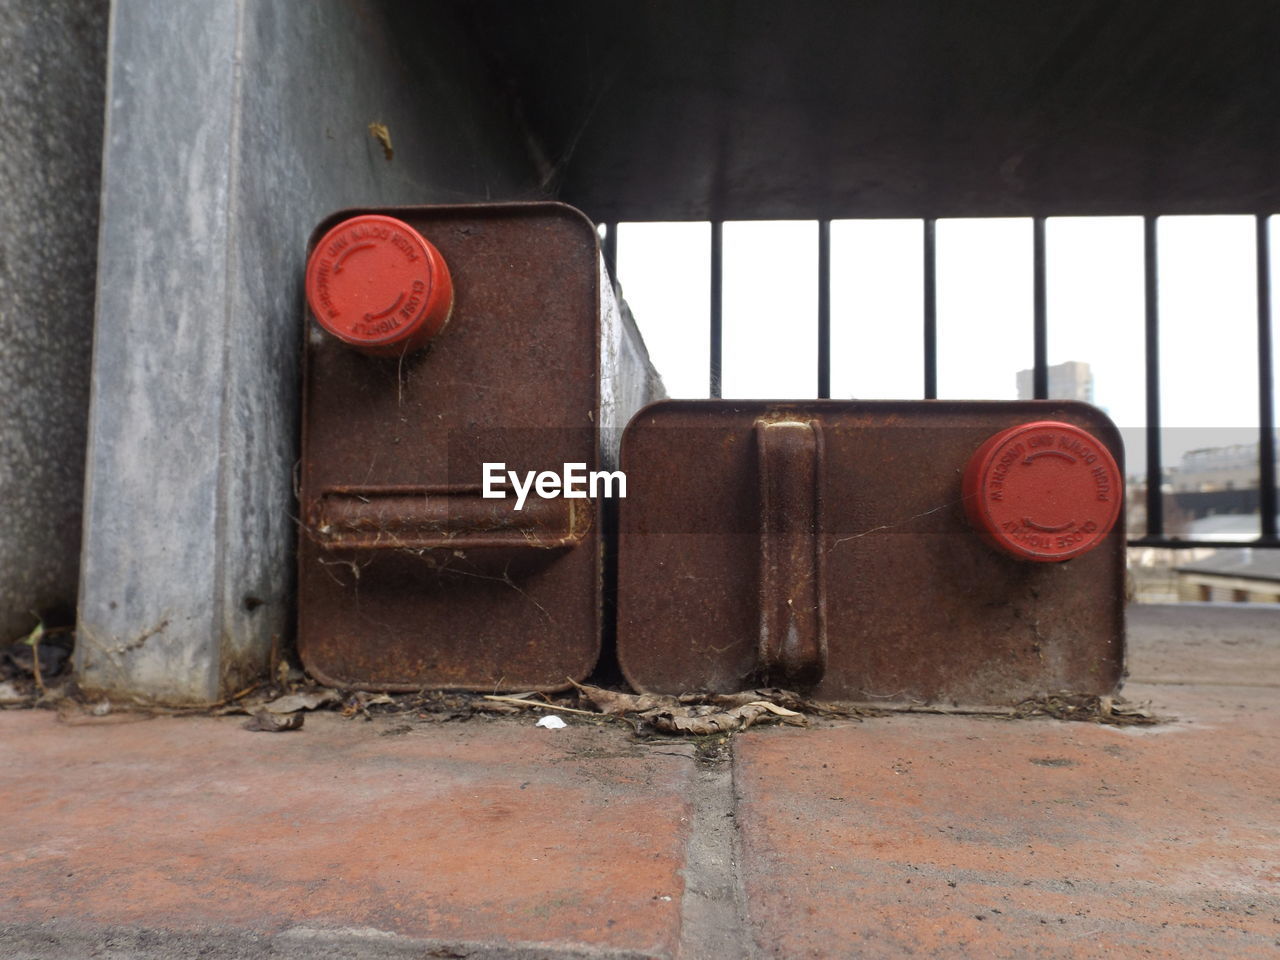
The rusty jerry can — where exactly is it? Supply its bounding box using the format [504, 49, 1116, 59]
[298, 203, 662, 691]
[616, 400, 1125, 705]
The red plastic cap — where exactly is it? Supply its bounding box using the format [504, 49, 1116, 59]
[963, 420, 1122, 562]
[305, 214, 453, 355]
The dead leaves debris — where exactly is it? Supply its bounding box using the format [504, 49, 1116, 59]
[570, 681, 809, 735]
[339, 691, 395, 718]
[11, 666, 1165, 734]
[221, 685, 343, 732]
[558, 685, 1161, 733]
[243, 710, 305, 733]
[238, 688, 346, 732]
[854, 692, 1160, 726]
[262, 689, 341, 714]
[1013, 693, 1159, 726]
[3, 632, 1161, 737]
[650, 700, 805, 735]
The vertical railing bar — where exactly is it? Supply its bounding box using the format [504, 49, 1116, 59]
[710, 220, 724, 399]
[1144, 215, 1164, 538]
[601, 221, 618, 288]
[818, 219, 831, 399]
[923, 218, 938, 399]
[1033, 216, 1048, 399]
[1257, 214, 1278, 540]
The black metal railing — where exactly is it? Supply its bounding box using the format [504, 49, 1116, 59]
[603, 215, 1280, 550]
[1142, 216, 1165, 543]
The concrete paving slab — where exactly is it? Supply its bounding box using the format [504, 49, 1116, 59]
[1127, 602, 1280, 686]
[734, 679, 1280, 958]
[0, 713, 695, 958]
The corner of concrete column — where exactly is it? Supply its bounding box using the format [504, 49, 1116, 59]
[75, 0, 545, 703]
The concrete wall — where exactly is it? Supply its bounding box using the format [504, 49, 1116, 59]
[0, 1, 109, 643]
[77, 0, 542, 702]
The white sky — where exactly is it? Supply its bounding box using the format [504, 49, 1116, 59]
[614, 215, 1278, 484]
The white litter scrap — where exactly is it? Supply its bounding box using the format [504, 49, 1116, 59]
[535, 715, 567, 729]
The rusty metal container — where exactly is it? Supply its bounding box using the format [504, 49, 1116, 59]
[298, 203, 662, 691]
[616, 400, 1125, 705]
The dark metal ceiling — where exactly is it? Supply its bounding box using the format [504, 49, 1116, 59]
[432, 0, 1280, 222]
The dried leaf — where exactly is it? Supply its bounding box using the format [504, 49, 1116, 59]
[345, 690, 396, 708]
[645, 700, 807, 735]
[263, 689, 340, 714]
[571, 681, 672, 715]
[750, 701, 803, 718]
[700, 688, 805, 709]
[565, 681, 815, 736]
[244, 710, 304, 732]
[736, 701, 807, 729]
[0, 681, 28, 705]
[337, 690, 399, 719]
[1013, 693, 1160, 726]
[368, 122, 393, 161]
[474, 700, 521, 715]
[482, 695, 598, 716]
[649, 711, 739, 735]
[1109, 700, 1154, 720]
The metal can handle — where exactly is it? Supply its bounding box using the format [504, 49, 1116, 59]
[756, 418, 827, 687]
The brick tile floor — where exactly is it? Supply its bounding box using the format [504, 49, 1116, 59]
[0, 604, 1277, 959]
[1, 718, 694, 959]
[735, 681, 1279, 958]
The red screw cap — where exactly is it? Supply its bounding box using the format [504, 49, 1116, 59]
[963, 420, 1122, 562]
[305, 214, 453, 356]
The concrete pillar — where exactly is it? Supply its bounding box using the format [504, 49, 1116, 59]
[76, 0, 541, 702]
[0, 1, 108, 643]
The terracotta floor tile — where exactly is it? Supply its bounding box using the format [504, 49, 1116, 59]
[0, 713, 694, 957]
[735, 680, 1280, 958]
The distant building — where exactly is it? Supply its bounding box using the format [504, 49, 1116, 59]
[1175, 549, 1280, 603]
[1016, 360, 1094, 403]
[1172, 441, 1278, 493]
